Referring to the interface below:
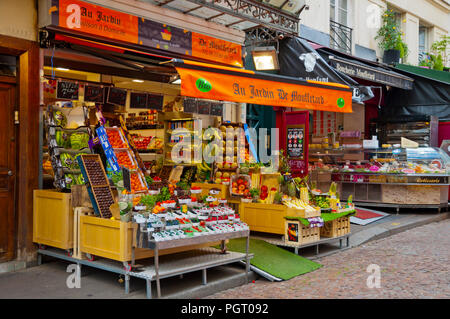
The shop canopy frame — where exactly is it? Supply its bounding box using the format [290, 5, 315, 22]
[44, 33, 353, 113]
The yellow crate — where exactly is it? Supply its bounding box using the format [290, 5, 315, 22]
[285, 207, 321, 219]
[320, 216, 351, 238]
[33, 189, 73, 250]
[240, 203, 286, 235]
[285, 220, 320, 246]
[79, 215, 224, 262]
[191, 183, 228, 198]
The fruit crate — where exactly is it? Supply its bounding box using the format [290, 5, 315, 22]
[285, 220, 320, 246]
[320, 216, 350, 238]
[285, 207, 321, 218]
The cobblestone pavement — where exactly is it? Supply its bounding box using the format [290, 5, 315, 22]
[205, 219, 450, 299]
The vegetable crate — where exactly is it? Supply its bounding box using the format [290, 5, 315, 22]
[320, 216, 350, 238]
[285, 220, 320, 246]
[33, 189, 73, 250]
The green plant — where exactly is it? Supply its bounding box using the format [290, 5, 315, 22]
[273, 192, 282, 204]
[375, 9, 408, 59]
[249, 188, 260, 198]
[431, 35, 450, 67]
[278, 149, 291, 175]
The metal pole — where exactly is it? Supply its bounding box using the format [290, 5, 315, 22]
[146, 280, 152, 299]
[37, 253, 42, 266]
[202, 269, 207, 285]
[125, 274, 130, 294]
[155, 245, 161, 298]
[245, 234, 250, 282]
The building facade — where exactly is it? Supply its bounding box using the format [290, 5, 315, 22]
[299, 0, 450, 66]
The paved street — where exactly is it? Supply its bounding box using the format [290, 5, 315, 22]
[205, 219, 450, 299]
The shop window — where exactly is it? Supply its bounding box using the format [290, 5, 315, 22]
[0, 54, 16, 77]
[418, 25, 429, 62]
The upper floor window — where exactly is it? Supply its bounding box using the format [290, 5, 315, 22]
[419, 26, 429, 60]
[330, 0, 348, 26]
[330, 0, 352, 54]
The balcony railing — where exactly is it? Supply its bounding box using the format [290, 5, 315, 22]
[330, 20, 353, 54]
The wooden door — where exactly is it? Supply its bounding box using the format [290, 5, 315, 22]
[0, 81, 16, 262]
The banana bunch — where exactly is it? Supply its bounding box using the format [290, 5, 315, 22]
[196, 161, 212, 182]
[282, 197, 316, 213]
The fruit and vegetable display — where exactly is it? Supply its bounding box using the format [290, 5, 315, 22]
[45, 104, 93, 191]
[106, 129, 128, 149]
[230, 175, 251, 196]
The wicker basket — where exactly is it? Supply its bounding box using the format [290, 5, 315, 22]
[320, 216, 350, 238]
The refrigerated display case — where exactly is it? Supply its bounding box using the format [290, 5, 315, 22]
[331, 147, 450, 212]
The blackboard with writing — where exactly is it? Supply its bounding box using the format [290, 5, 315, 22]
[183, 98, 197, 113]
[197, 101, 211, 115]
[57, 80, 79, 100]
[84, 85, 104, 103]
[130, 92, 148, 109]
[210, 103, 223, 117]
[107, 87, 127, 107]
[147, 93, 164, 111]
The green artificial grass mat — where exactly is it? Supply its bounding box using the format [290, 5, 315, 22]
[285, 210, 356, 227]
[220, 238, 322, 280]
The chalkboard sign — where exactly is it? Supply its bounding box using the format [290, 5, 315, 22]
[107, 87, 127, 107]
[84, 85, 104, 103]
[130, 92, 148, 109]
[122, 167, 131, 192]
[210, 103, 223, 117]
[286, 125, 305, 159]
[197, 101, 211, 115]
[183, 98, 197, 113]
[57, 80, 79, 100]
[147, 93, 164, 111]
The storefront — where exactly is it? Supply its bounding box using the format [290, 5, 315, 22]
[31, 0, 365, 296]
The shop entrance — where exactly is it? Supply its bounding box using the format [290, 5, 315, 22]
[0, 79, 16, 262]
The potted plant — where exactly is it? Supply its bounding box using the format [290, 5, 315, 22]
[420, 35, 450, 71]
[375, 9, 408, 65]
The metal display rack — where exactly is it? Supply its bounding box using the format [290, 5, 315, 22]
[37, 245, 252, 299]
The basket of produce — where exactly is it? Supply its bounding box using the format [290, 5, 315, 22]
[230, 175, 251, 196]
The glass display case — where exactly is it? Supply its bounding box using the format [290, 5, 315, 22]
[330, 147, 450, 212]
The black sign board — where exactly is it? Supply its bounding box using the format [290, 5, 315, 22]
[57, 80, 79, 100]
[197, 101, 211, 115]
[122, 167, 131, 192]
[210, 103, 223, 117]
[84, 85, 104, 103]
[107, 87, 127, 107]
[130, 92, 148, 109]
[183, 98, 197, 113]
[286, 125, 305, 159]
[147, 93, 164, 111]
[407, 175, 449, 185]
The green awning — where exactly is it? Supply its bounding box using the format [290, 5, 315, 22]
[395, 64, 450, 85]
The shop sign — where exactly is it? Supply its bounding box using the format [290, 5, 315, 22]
[48, 0, 243, 67]
[407, 176, 449, 184]
[176, 67, 353, 113]
[330, 59, 413, 90]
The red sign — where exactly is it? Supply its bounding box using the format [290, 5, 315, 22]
[57, 0, 138, 44]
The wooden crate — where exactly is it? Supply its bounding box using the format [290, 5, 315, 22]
[191, 183, 228, 198]
[72, 207, 95, 260]
[285, 207, 321, 218]
[71, 185, 93, 208]
[33, 189, 73, 250]
[285, 220, 320, 246]
[79, 215, 224, 262]
[240, 203, 286, 235]
[320, 216, 350, 238]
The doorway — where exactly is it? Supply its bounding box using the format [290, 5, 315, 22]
[0, 78, 16, 262]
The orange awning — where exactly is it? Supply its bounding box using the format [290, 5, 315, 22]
[172, 59, 353, 113]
